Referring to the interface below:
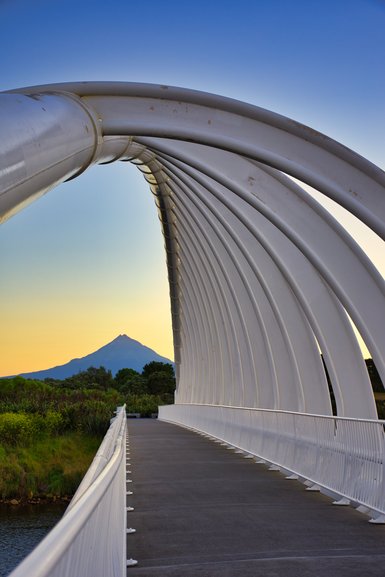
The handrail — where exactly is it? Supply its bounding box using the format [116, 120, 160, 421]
[67, 406, 126, 509]
[9, 406, 127, 577]
[164, 402, 385, 424]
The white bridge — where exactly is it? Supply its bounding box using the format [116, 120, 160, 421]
[1, 82, 385, 576]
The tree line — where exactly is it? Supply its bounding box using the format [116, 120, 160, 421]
[56, 361, 175, 397]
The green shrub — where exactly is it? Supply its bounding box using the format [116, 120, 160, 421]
[0, 413, 36, 446]
[126, 394, 162, 416]
[44, 410, 65, 435]
[79, 400, 113, 434]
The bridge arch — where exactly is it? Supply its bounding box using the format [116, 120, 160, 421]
[1, 82, 385, 418]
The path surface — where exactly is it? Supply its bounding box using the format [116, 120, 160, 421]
[125, 419, 385, 577]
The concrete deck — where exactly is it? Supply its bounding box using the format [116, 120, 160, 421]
[125, 419, 385, 577]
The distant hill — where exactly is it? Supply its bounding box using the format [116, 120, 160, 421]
[16, 335, 173, 380]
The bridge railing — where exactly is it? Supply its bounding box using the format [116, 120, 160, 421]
[159, 403, 385, 519]
[9, 406, 128, 577]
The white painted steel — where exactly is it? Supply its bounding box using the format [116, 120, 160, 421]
[2, 82, 383, 419]
[159, 404, 385, 517]
[8, 407, 128, 577]
[136, 139, 381, 417]
[1, 82, 385, 513]
[0, 92, 101, 223]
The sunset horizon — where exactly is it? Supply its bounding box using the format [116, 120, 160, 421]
[1, 0, 384, 379]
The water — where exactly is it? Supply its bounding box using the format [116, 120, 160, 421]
[0, 503, 67, 577]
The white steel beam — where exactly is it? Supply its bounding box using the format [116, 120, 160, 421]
[1, 82, 384, 420]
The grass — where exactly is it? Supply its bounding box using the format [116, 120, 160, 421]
[0, 432, 101, 501]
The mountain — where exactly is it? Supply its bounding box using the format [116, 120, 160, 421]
[17, 335, 173, 380]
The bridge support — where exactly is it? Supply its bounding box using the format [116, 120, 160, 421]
[1, 82, 385, 421]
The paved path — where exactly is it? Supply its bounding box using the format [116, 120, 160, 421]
[125, 419, 385, 577]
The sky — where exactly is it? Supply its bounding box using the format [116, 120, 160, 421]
[0, 0, 384, 376]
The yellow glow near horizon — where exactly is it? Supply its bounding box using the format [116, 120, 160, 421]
[0, 163, 175, 377]
[0, 287, 174, 376]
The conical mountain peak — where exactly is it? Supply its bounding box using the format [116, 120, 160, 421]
[16, 335, 173, 380]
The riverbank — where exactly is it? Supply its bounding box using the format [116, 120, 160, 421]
[0, 495, 71, 506]
[0, 431, 101, 501]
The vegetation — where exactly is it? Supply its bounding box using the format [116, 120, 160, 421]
[2, 354, 385, 500]
[0, 362, 175, 501]
[0, 433, 100, 501]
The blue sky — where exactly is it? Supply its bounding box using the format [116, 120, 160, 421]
[0, 0, 384, 374]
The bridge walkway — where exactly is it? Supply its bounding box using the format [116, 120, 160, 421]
[126, 419, 385, 577]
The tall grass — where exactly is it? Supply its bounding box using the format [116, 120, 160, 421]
[0, 432, 100, 500]
[0, 377, 121, 501]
